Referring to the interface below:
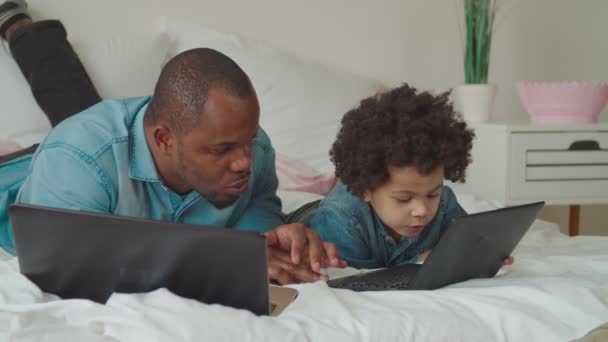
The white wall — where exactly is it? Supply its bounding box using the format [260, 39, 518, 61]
[28, 0, 608, 234]
[29, 0, 608, 122]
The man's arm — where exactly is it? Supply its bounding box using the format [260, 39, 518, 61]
[233, 131, 345, 283]
[17, 146, 112, 213]
[233, 133, 284, 232]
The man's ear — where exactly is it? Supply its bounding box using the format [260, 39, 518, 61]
[363, 190, 372, 202]
[153, 125, 175, 154]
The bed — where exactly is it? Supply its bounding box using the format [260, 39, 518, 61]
[1, 16, 607, 342]
[0, 190, 607, 341]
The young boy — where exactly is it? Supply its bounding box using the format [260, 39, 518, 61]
[308, 84, 475, 269]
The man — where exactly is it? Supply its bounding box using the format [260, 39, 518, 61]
[0, 0, 346, 284]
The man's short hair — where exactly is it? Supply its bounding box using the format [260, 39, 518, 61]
[145, 48, 254, 131]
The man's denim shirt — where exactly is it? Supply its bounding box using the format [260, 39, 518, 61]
[0, 96, 283, 255]
[308, 182, 466, 269]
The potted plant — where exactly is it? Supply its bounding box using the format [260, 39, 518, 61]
[454, 0, 499, 123]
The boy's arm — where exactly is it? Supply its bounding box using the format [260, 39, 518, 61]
[417, 186, 467, 263]
[443, 186, 467, 219]
[424, 186, 513, 265]
[309, 208, 381, 270]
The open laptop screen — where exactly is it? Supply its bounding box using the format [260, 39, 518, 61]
[9, 204, 271, 315]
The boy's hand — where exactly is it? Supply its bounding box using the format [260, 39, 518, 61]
[417, 249, 514, 265]
[418, 249, 432, 263]
[503, 256, 514, 265]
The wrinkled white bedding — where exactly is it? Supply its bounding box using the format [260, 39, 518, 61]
[0, 192, 607, 341]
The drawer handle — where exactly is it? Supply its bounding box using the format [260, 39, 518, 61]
[568, 140, 600, 151]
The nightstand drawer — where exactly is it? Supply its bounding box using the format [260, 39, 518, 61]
[527, 165, 608, 180]
[509, 130, 608, 203]
[513, 131, 608, 150]
[527, 151, 608, 165]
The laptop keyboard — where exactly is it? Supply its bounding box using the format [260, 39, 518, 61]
[327, 263, 422, 291]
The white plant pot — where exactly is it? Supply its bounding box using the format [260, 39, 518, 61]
[453, 84, 497, 123]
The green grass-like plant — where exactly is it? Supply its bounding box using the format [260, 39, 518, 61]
[464, 0, 497, 84]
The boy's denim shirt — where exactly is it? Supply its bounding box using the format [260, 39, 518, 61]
[308, 182, 466, 269]
[0, 96, 284, 255]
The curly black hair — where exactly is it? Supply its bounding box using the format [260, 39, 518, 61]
[330, 83, 474, 197]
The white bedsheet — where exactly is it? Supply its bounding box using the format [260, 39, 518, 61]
[1, 196, 607, 341]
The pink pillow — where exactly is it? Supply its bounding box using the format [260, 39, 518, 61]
[0, 139, 23, 157]
[276, 154, 337, 195]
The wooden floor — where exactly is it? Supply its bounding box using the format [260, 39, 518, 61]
[539, 205, 608, 236]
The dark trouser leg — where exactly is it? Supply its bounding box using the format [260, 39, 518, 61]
[8, 20, 101, 127]
[284, 200, 321, 224]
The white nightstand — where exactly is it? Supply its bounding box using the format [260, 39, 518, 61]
[451, 122, 608, 236]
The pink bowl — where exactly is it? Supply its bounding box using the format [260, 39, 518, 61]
[516, 82, 608, 124]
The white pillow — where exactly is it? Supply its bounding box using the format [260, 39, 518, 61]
[163, 17, 386, 173]
[0, 47, 51, 140]
[0, 31, 169, 144]
[277, 190, 325, 214]
[73, 31, 170, 99]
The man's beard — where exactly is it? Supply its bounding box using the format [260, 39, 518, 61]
[176, 146, 244, 209]
[205, 191, 239, 209]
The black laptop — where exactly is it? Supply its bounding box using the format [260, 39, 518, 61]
[9, 204, 296, 316]
[328, 201, 545, 291]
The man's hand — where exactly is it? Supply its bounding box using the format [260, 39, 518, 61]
[264, 223, 347, 285]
